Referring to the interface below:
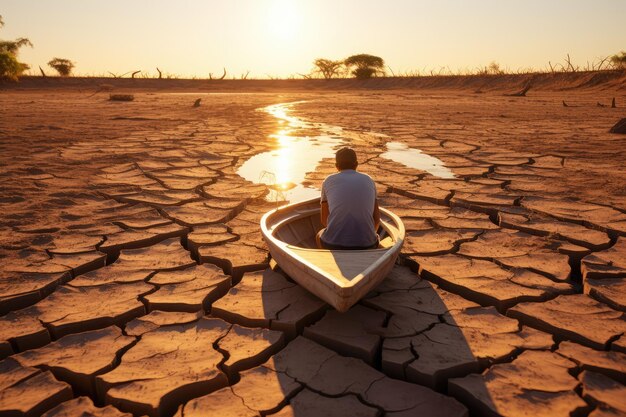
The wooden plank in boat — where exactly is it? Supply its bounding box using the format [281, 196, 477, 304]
[286, 246, 389, 284]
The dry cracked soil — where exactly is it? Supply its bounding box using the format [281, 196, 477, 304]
[1, 88, 626, 417]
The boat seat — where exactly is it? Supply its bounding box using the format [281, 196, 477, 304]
[286, 246, 389, 283]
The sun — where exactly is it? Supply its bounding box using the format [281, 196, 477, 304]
[266, 0, 300, 41]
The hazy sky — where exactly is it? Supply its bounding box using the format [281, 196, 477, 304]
[2, 0, 625, 78]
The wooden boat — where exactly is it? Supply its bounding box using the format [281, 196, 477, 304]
[260, 197, 405, 312]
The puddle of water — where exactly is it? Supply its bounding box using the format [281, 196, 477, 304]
[237, 102, 344, 202]
[237, 102, 456, 203]
[381, 142, 456, 179]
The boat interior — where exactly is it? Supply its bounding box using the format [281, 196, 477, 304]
[270, 202, 396, 250]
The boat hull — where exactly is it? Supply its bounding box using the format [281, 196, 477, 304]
[260, 198, 405, 312]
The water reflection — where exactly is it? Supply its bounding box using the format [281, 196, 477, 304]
[237, 102, 344, 202]
[237, 102, 456, 203]
[381, 142, 456, 179]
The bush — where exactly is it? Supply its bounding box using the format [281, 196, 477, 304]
[610, 51, 626, 70]
[488, 61, 504, 75]
[353, 67, 377, 79]
[48, 57, 75, 76]
[476, 61, 505, 75]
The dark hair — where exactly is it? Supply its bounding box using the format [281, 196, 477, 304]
[335, 147, 358, 170]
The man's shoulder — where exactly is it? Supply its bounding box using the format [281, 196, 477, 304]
[350, 170, 375, 185]
[322, 171, 343, 184]
[324, 170, 374, 186]
[355, 171, 374, 181]
[327, 170, 373, 179]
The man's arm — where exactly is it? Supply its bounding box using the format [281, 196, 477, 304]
[373, 199, 381, 231]
[321, 201, 329, 227]
[320, 180, 329, 227]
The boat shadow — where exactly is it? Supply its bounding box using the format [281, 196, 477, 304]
[261, 263, 507, 416]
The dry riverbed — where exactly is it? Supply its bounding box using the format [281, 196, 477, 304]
[1, 89, 626, 417]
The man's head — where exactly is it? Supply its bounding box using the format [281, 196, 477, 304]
[335, 147, 358, 171]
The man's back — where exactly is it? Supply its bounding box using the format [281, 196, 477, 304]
[320, 169, 377, 248]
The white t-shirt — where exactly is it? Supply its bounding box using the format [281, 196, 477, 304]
[320, 169, 378, 247]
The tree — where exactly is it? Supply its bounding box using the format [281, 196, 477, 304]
[312, 58, 343, 79]
[344, 54, 385, 79]
[0, 38, 32, 54]
[48, 57, 75, 76]
[610, 51, 626, 70]
[0, 15, 32, 81]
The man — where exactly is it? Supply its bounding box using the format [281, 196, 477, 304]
[316, 147, 380, 250]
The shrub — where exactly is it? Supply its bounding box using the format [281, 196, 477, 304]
[476, 61, 505, 75]
[353, 66, 377, 79]
[610, 51, 626, 70]
[488, 61, 504, 75]
[48, 57, 75, 76]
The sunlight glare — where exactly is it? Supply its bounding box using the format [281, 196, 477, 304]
[273, 130, 291, 147]
[266, 0, 300, 40]
[271, 132, 294, 184]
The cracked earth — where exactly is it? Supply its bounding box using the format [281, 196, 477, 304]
[1, 89, 626, 417]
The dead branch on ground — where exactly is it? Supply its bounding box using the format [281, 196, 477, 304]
[505, 83, 532, 97]
[109, 94, 134, 102]
[108, 71, 134, 78]
[609, 118, 626, 134]
[87, 84, 114, 98]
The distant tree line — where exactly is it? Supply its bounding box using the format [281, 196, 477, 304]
[1, 15, 625, 82]
[314, 52, 626, 80]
